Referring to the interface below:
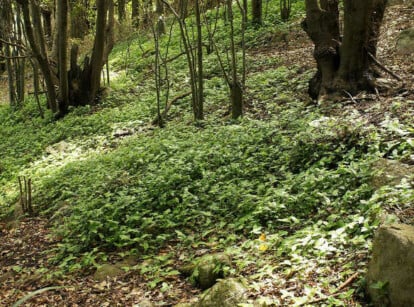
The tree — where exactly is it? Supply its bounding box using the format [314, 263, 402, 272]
[118, 0, 126, 21]
[131, 0, 140, 26]
[252, 0, 262, 25]
[16, 0, 115, 117]
[0, 0, 27, 107]
[280, 0, 291, 21]
[302, 0, 388, 100]
[162, 0, 204, 121]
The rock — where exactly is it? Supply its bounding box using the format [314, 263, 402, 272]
[93, 256, 138, 282]
[178, 263, 196, 277]
[93, 264, 124, 281]
[388, 0, 414, 6]
[254, 296, 277, 306]
[371, 158, 413, 189]
[396, 28, 414, 55]
[135, 299, 155, 307]
[190, 253, 232, 290]
[366, 223, 414, 307]
[196, 278, 247, 307]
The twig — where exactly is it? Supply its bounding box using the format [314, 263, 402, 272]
[0, 53, 31, 59]
[0, 38, 27, 50]
[12, 286, 66, 307]
[151, 91, 192, 125]
[368, 52, 402, 82]
[297, 272, 359, 306]
[343, 90, 357, 103]
[336, 272, 359, 292]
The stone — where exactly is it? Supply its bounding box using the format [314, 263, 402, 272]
[135, 299, 155, 307]
[371, 158, 413, 189]
[254, 296, 278, 306]
[396, 28, 414, 56]
[196, 278, 247, 307]
[93, 264, 124, 281]
[366, 223, 414, 307]
[190, 253, 232, 290]
[388, 0, 414, 6]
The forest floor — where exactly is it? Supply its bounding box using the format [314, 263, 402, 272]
[1, 3, 414, 307]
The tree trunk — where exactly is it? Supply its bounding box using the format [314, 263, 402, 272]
[131, 0, 140, 27]
[231, 81, 243, 119]
[40, 6, 53, 43]
[83, 0, 108, 104]
[118, 0, 126, 21]
[156, 0, 166, 35]
[5, 45, 16, 106]
[252, 0, 262, 25]
[227, 0, 243, 118]
[303, 0, 388, 100]
[18, 0, 58, 112]
[194, 0, 204, 120]
[57, 0, 69, 116]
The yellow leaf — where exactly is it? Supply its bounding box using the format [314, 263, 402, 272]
[258, 244, 268, 252]
[259, 233, 266, 241]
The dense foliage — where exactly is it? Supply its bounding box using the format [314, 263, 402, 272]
[1, 0, 413, 305]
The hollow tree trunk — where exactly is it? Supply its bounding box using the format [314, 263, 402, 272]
[303, 0, 388, 100]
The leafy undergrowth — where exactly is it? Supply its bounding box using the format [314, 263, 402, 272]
[1, 1, 414, 306]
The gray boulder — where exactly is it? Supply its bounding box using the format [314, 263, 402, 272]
[396, 28, 414, 55]
[196, 278, 247, 307]
[367, 223, 414, 306]
[371, 158, 413, 189]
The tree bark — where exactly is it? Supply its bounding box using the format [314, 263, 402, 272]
[84, 0, 108, 104]
[131, 0, 140, 26]
[118, 0, 126, 21]
[303, 0, 388, 100]
[57, 0, 69, 116]
[156, 0, 166, 35]
[252, 0, 262, 25]
[18, 0, 58, 112]
[194, 0, 204, 120]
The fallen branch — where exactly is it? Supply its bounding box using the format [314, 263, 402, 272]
[298, 272, 359, 306]
[152, 91, 192, 125]
[12, 286, 66, 307]
[343, 90, 357, 104]
[368, 52, 402, 82]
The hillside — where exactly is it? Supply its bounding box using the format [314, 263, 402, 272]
[1, 1, 413, 306]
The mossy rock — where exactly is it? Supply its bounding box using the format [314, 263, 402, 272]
[137, 299, 156, 307]
[396, 28, 414, 55]
[371, 158, 413, 189]
[93, 264, 124, 281]
[367, 223, 414, 306]
[196, 278, 247, 307]
[190, 253, 232, 290]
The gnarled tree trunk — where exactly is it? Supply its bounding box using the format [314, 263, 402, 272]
[303, 0, 388, 100]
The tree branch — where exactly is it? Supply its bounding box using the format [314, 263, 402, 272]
[368, 52, 403, 82]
